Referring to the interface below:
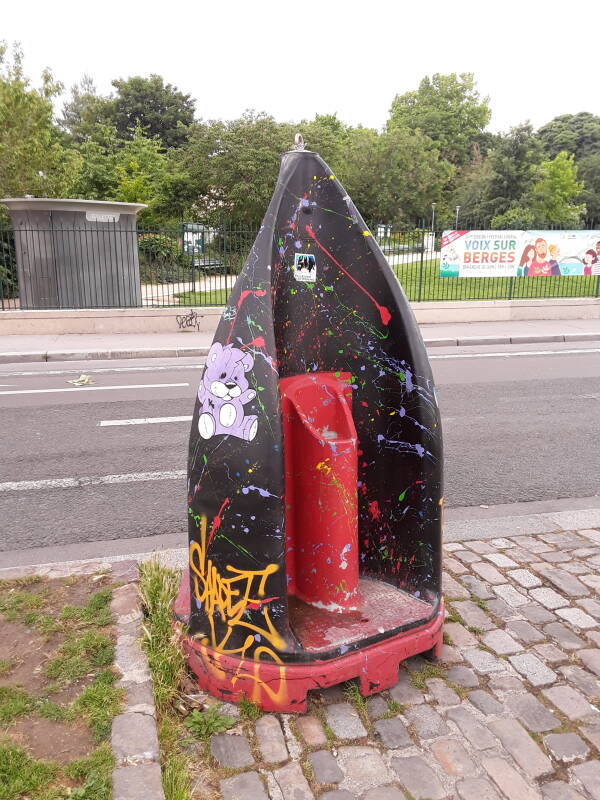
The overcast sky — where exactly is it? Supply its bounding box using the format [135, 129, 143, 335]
[4, 0, 599, 135]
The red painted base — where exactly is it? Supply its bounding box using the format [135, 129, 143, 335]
[175, 571, 444, 713]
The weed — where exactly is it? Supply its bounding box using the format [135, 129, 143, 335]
[468, 626, 484, 635]
[382, 699, 405, 718]
[0, 659, 12, 676]
[45, 631, 113, 684]
[409, 663, 445, 691]
[184, 705, 236, 740]
[66, 742, 113, 800]
[158, 715, 193, 800]
[343, 682, 368, 713]
[0, 739, 58, 800]
[161, 751, 192, 800]
[474, 598, 488, 611]
[139, 559, 193, 799]
[323, 722, 336, 747]
[445, 606, 464, 625]
[239, 697, 262, 721]
[72, 670, 123, 742]
[139, 558, 186, 713]
[446, 681, 469, 700]
[442, 632, 453, 646]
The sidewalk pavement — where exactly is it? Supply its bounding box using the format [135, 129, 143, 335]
[1, 318, 599, 364]
[2, 515, 600, 800]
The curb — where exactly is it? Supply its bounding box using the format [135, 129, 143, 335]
[0, 332, 598, 364]
[0, 558, 165, 800]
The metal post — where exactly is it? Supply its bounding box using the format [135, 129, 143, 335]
[418, 228, 425, 303]
[455, 206, 460, 229]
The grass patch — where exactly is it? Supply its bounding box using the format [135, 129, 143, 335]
[0, 739, 58, 800]
[139, 558, 192, 800]
[409, 663, 445, 691]
[473, 598, 488, 611]
[60, 588, 113, 628]
[239, 697, 262, 721]
[0, 588, 47, 622]
[174, 287, 230, 306]
[0, 659, 11, 676]
[72, 670, 123, 742]
[66, 742, 113, 800]
[184, 705, 236, 740]
[139, 559, 186, 713]
[442, 632, 453, 646]
[0, 685, 80, 726]
[157, 716, 192, 800]
[0, 686, 33, 723]
[45, 631, 114, 684]
[172, 256, 598, 307]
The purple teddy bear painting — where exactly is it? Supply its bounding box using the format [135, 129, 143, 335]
[197, 342, 259, 441]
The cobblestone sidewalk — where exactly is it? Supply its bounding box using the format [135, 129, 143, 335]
[206, 526, 600, 800]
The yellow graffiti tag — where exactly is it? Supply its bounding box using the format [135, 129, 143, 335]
[189, 516, 286, 659]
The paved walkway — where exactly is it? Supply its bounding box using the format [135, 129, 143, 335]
[207, 525, 600, 800]
[0, 318, 599, 363]
[3, 518, 599, 799]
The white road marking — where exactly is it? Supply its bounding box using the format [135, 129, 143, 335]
[0, 382, 189, 396]
[1, 345, 598, 378]
[0, 470, 186, 493]
[99, 415, 193, 427]
[0, 365, 202, 377]
[430, 348, 600, 360]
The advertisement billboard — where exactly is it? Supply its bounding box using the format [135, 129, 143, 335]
[440, 230, 600, 277]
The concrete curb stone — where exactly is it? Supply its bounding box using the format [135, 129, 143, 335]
[1, 330, 599, 363]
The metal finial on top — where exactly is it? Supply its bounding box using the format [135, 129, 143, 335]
[293, 133, 305, 151]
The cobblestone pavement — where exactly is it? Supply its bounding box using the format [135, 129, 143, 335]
[208, 526, 600, 800]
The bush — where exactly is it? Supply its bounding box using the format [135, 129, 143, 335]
[0, 235, 18, 300]
[138, 232, 195, 283]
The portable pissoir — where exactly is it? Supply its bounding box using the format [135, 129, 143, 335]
[175, 138, 444, 712]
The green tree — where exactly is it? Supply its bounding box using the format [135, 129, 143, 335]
[537, 112, 600, 161]
[298, 114, 349, 174]
[0, 42, 81, 200]
[60, 75, 112, 144]
[168, 112, 293, 225]
[112, 125, 168, 224]
[491, 151, 585, 229]
[388, 73, 491, 166]
[528, 151, 585, 227]
[70, 122, 120, 199]
[341, 126, 453, 224]
[108, 75, 195, 149]
[577, 153, 600, 222]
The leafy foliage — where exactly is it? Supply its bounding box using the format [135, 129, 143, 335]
[2, 47, 598, 231]
[389, 72, 491, 166]
[0, 43, 81, 199]
[183, 705, 236, 739]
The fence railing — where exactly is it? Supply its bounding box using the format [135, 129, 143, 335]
[1, 222, 599, 310]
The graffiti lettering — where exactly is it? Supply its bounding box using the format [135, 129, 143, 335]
[189, 516, 285, 658]
[176, 310, 202, 331]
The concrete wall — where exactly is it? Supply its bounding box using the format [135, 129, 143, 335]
[0, 298, 598, 336]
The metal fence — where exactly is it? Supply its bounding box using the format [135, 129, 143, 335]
[1, 222, 599, 310]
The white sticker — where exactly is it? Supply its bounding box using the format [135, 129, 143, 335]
[85, 212, 120, 223]
[293, 253, 317, 283]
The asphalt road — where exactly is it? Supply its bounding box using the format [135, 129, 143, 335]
[1, 343, 599, 553]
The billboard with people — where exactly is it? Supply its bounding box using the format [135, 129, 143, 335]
[440, 230, 600, 277]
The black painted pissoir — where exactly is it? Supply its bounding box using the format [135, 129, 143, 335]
[175, 137, 444, 712]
